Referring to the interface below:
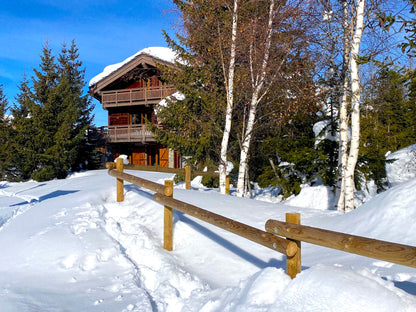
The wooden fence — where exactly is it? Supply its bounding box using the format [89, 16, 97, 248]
[107, 158, 416, 279]
[106, 161, 230, 193]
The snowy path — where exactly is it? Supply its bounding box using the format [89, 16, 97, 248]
[0, 170, 415, 311]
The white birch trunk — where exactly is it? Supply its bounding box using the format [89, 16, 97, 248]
[335, 0, 351, 212]
[336, 85, 349, 211]
[236, 0, 275, 197]
[219, 0, 239, 194]
[344, 0, 365, 212]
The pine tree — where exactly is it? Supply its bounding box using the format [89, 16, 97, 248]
[255, 110, 320, 198]
[54, 41, 94, 174]
[32, 41, 94, 180]
[0, 85, 11, 180]
[10, 41, 94, 181]
[9, 77, 39, 181]
[360, 65, 416, 191]
[152, 1, 230, 168]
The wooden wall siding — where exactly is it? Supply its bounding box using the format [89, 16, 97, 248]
[109, 113, 129, 126]
[101, 85, 176, 109]
[109, 112, 153, 126]
[126, 75, 161, 89]
[104, 125, 159, 143]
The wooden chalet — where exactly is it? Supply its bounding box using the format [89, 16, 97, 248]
[89, 47, 180, 168]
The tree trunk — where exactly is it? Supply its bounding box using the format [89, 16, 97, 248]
[344, 0, 365, 212]
[237, 95, 258, 196]
[335, 0, 351, 212]
[219, 0, 239, 194]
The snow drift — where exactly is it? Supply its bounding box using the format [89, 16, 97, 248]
[0, 170, 415, 311]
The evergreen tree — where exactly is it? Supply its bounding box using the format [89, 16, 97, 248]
[10, 41, 94, 181]
[254, 85, 323, 198]
[0, 85, 11, 180]
[32, 41, 94, 180]
[257, 111, 320, 198]
[9, 77, 39, 181]
[360, 64, 416, 191]
[151, 1, 229, 167]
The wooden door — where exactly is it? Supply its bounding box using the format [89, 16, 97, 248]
[159, 147, 169, 168]
[132, 147, 146, 165]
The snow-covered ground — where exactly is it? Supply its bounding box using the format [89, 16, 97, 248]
[0, 169, 416, 311]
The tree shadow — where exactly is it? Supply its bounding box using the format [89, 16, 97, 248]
[10, 190, 79, 206]
[124, 184, 154, 200]
[175, 212, 286, 270]
[393, 280, 416, 296]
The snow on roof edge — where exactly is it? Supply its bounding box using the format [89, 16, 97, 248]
[89, 47, 177, 87]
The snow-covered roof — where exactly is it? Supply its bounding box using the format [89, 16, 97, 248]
[89, 47, 177, 87]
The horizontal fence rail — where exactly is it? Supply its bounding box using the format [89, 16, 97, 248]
[125, 164, 184, 175]
[108, 168, 173, 197]
[106, 162, 229, 193]
[153, 193, 297, 257]
[265, 219, 416, 268]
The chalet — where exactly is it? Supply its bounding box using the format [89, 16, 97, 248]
[89, 47, 180, 168]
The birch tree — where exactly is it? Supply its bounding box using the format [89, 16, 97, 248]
[335, 0, 353, 211]
[219, 0, 239, 194]
[336, 0, 366, 212]
[236, 0, 276, 196]
[234, 0, 308, 196]
[343, 0, 365, 211]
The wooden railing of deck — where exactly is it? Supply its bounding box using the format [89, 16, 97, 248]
[103, 124, 161, 143]
[101, 86, 176, 108]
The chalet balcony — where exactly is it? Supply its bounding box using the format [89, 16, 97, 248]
[104, 124, 161, 143]
[101, 86, 176, 109]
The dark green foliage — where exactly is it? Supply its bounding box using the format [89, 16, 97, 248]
[9, 77, 40, 181]
[151, 1, 229, 167]
[256, 111, 325, 198]
[174, 174, 185, 184]
[360, 64, 416, 191]
[201, 176, 219, 188]
[9, 41, 94, 182]
[0, 85, 12, 180]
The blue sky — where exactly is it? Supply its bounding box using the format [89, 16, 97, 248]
[0, 0, 177, 126]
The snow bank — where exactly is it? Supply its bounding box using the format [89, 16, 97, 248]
[269, 265, 416, 312]
[0, 170, 416, 311]
[386, 144, 416, 187]
[284, 184, 335, 210]
[89, 47, 177, 87]
[324, 177, 416, 245]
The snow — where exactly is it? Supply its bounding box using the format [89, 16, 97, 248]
[284, 184, 335, 210]
[116, 154, 130, 165]
[158, 92, 186, 108]
[1, 169, 416, 311]
[386, 144, 416, 187]
[89, 47, 177, 87]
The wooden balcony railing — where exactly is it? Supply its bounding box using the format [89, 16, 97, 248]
[101, 86, 176, 108]
[104, 124, 160, 143]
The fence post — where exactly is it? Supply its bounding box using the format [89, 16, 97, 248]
[225, 176, 230, 194]
[116, 157, 124, 202]
[185, 165, 191, 190]
[164, 180, 174, 251]
[286, 213, 301, 279]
